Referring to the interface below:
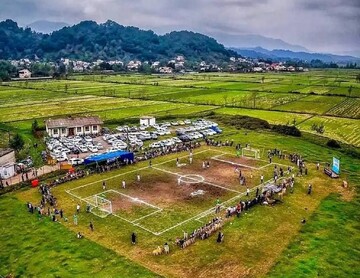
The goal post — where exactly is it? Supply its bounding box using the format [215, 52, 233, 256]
[84, 194, 112, 218]
[242, 147, 261, 159]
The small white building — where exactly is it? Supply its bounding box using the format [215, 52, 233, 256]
[0, 148, 16, 180]
[45, 116, 103, 138]
[18, 69, 32, 79]
[140, 116, 156, 126]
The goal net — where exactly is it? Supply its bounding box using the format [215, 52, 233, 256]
[84, 194, 112, 218]
[242, 147, 261, 159]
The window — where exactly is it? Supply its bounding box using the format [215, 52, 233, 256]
[61, 128, 66, 134]
[53, 129, 58, 135]
[93, 125, 98, 131]
[77, 127, 82, 132]
[85, 126, 90, 132]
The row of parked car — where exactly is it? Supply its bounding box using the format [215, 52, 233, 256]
[46, 135, 104, 161]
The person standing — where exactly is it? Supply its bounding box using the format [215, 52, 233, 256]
[122, 180, 126, 189]
[60, 209, 63, 218]
[76, 204, 80, 213]
[137, 174, 141, 182]
[164, 242, 170, 254]
[290, 181, 294, 193]
[246, 187, 250, 197]
[307, 184, 312, 195]
[317, 162, 320, 170]
[89, 221, 94, 231]
[73, 214, 78, 225]
[189, 156, 193, 164]
[217, 232, 224, 243]
[260, 175, 264, 184]
[131, 232, 136, 244]
[255, 187, 259, 197]
[102, 181, 106, 190]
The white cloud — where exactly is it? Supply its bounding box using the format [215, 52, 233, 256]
[0, 0, 359, 53]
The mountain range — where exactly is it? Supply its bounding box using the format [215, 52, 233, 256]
[0, 19, 236, 62]
[231, 47, 360, 64]
[1, 19, 359, 64]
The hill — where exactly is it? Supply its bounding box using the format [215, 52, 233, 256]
[213, 33, 309, 52]
[231, 47, 360, 64]
[0, 19, 237, 62]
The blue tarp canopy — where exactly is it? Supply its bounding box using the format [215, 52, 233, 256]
[84, 151, 134, 165]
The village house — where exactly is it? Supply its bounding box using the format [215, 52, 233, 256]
[158, 67, 173, 74]
[18, 69, 32, 78]
[0, 148, 16, 180]
[45, 116, 103, 138]
[140, 116, 156, 126]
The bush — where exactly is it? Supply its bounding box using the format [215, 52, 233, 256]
[212, 115, 270, 130]
[327, 139, 341, 149]
[272, 125, 301, 137]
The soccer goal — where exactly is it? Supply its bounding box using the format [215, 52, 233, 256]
[84, 194, 113, 218]
[242, 147, 261, 159]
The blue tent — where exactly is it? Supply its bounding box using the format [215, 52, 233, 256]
[84, 151, 134, 165]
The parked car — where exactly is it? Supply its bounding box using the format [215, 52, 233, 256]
[78, 145, 88, 153]
[84, 136, 93, 142]
[69, 158, 84, 166]
[88, 145, 98, 153]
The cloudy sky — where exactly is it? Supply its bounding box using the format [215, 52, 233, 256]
[1, 0, 359, 55]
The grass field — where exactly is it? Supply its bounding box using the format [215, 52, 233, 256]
[8, 141, 359, 278]
[0, 195, 160, 277]
[1, 70, 360, 277]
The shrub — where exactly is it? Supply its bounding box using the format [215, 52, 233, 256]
[272, 125, 301, 137]
[327, 139, 341, 149]
[212, 115, 270, 130]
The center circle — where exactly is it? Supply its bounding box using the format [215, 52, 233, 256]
[179, 174, 205, 184]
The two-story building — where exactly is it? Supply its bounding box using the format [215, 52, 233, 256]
[45, 116, 103, 138]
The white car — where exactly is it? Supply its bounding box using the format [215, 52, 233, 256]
[69, 158, 84, 165]
[150, 142, 161, 148]
[56, 154, 68, 162]
[88, 145, 98, 153]
[78, 145, 88, 153]
[96, 143, 104, 150]
[172, 137, 182, 143]
[84, 136, 93, 142]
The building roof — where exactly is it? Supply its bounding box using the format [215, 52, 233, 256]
[140, 116, 155, 119]
[45, 116, 103, 129]
[0, 148, 14, 157]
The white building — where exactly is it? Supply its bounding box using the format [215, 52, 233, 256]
[18, 69, 32, 79]
[45, 116, 103, 138]
[0, 148, 16, 180]
[140, 116, 156, 126]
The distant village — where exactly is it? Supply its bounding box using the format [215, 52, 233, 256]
[9, 55, 308, 79]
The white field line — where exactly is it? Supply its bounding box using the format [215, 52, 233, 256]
[211, 152, 292, 171]
[131, 209, 163, 224]
[209, 149, 269, 163]
[152, 166, 242, 194]
[67, 149, 210, 193]
[66, 148, 292, 236]
[211, 156, 262, 170]
[106, 189, 161, 210]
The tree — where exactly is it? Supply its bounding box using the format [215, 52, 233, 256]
[31, 119, 39, 134]
[9, 133, 24, 152]
[356, 74, 360, 83]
